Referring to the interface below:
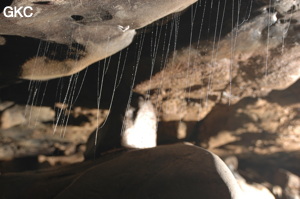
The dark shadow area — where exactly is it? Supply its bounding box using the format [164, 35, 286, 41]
[0, 0, 13, 13]
[238, 151, 300, 179]
[218, 131, 279, 149]
[267, 79, 300, 106]
[0, 35, 86, 84]
[0, 156, 39, 173]
[32, 1, 51, 5]
[191, 97, 259, 144]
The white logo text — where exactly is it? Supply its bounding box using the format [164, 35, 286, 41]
[3, 6, 34, 18]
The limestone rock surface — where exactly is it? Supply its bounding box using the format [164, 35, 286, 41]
[0, 1, 299, 199]
[0, 0, 197, 80]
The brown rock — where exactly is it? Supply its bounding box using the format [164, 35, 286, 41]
[0, 103, 55, 129]
[0, 127, 74, 160]
[134, 2, 300, 123]
[274, 169, 300, 199]
[0, 144, 243, 199]
[0, 0, 197, 80]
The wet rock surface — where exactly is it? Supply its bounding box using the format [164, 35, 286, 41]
[0, 0, 300, 198]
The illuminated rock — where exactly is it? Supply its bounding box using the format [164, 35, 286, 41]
[0, 0, 197, 80]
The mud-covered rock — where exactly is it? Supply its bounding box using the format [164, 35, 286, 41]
[0, 144, 243, 199]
